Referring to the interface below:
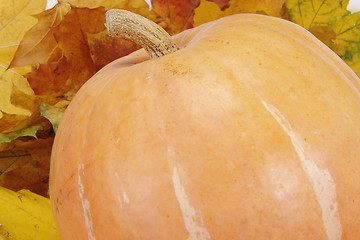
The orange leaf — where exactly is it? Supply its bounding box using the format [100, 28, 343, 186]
[87, 32, 141, 71]
[9, 3, 70, 68]
[26, 55, 70, 97]
[25, 7, 99, 104]
[151, 0, 201, 34]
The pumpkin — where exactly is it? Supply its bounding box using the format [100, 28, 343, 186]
[49, 9, 360, 240]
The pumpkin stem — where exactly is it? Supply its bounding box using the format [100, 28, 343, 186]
[105, 9, 179, 59]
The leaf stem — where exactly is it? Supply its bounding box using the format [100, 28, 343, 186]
[105, 9, 179, 59]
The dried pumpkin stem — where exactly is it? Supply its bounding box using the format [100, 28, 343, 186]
[105, 9, 179, 59]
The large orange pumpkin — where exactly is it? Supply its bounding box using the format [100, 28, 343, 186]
[50, 9, 360, 240]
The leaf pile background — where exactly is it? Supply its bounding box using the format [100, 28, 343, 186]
[0, 0, 359, 238]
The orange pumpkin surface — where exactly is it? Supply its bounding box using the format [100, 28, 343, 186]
[50, 12, 360, 240]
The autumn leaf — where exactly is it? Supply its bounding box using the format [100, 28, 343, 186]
[194, 0, 286, 27]
[23, 6, 97, 104]
[0, 0, 46, 68]
[40, 101, 69, 133]
[0, 136, 54, 197]
[0, 124, 42, 144]
[151, 0, 201, 34]
[9, 3, 71, 68]
[61, 0, 151, 13]
[332, 12, 360, 75]
[0, 0, 46, 132]
[0, 186, 60, 240]
[286, 0, 360, 76]
[0, 69, 33, 118]
[286, 0, 350, 29]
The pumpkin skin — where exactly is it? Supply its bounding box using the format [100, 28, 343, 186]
[49, 13, 360, 240]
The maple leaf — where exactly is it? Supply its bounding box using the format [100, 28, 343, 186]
[0, 0, 46, 68]
[20, 5, 141, 104]
[286, 0, 350, 29]
[287, 0, 360, 76]
[332, 12, 360, 75]
[0, 0, 46, 134]
[24, 6, 97, 103]
[9, 3, 71, 68]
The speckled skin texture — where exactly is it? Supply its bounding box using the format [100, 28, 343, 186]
[50, 14, 360, 240]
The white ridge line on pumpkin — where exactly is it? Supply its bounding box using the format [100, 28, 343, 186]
[261, 100, 342, 240]
[155, 92, 211, 239]
[78, 163, 97, 240]
[172, 165, 211, 240]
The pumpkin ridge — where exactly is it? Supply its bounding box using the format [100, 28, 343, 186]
[74, 66, 122, 239]
[261, 100, 342, 240]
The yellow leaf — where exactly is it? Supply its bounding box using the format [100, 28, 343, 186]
[0, 187, 61, 240]
[194, 0, 225, 27]
[0, 0, 46, 126]
[286, 0, 349, 29]
[0, 68, 34, 117]
[194, 0, 286, 27]
[286, 0, 360, 77]
[333, 12, 360, 76]
[61, 0, 151, 12]
[9, 3, 71, 68]
[0, 0, 46, 68]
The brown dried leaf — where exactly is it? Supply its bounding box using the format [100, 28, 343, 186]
[0, 136, 54, 197]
